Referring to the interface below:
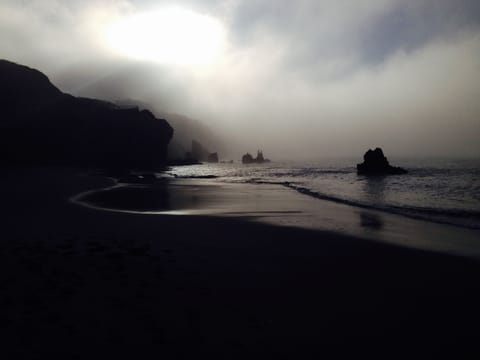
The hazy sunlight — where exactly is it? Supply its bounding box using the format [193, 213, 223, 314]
[104, 6, 226, 66]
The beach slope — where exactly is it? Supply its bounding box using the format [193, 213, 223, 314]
[1, 168, 480, 358]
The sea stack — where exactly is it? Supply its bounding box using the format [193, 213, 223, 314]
[242, 150, 271, 164]
[207, 152, 219, 163]
[356, 148, 407, 175]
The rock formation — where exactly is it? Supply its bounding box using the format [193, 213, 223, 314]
[242, 153, 255, 164]
[207, 152, 219, 163]
[172, 139, 213, 165]
[356, 148, 407, 175]
[242, 150, 271, 164]
[0, 59, 173, 171]
[190, 140, 209, 162]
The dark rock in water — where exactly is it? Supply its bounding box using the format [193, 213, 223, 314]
[242, 153, 255, 164]
[356, 148, 407, 175]
[170, 139, 215, 165]
[256, 150, 265, 163]
[175, 139, 210, 164]
[191, 139, 209, 162]
[242, 150, 271, 164]
[0, 59, 173, 171]
[207, 152, 219, 163]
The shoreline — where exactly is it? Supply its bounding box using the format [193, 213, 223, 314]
[74, 175, 480, 260]
[2, 168, 480, 357]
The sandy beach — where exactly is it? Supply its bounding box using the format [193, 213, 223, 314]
[2, 168, 480, 358]
[74, 175, 480, 260]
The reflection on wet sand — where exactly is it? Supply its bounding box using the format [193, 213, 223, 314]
[72, 178, 480, 259]
[74, 183, 172, 212]
[359, 212, 384, 229]
[363, 176, 386, 203]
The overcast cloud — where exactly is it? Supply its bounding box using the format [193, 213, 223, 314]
[1, 0, 479, 158]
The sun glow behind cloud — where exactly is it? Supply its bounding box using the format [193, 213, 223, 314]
[1, 0, 479, 157]
[104, 6, 226, 66]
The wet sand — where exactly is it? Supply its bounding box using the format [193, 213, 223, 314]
[76, 177, 480, 259]
[2, 168, 480, 358]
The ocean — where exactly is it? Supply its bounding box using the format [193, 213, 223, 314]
[167, 158, 480, 230]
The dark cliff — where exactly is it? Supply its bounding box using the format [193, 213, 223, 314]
[0, 60, 173, 171]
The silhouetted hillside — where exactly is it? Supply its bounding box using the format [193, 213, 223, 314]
[160, 112, 227, 160]
[0, 60, 173, 171]
[115, 99, 229, 161]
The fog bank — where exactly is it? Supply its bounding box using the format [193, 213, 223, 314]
[1, 0, 479, 159]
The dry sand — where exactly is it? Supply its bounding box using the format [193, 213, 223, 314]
[1, 168, 480, 358]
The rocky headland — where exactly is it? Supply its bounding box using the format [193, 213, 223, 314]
[0, 59, 173, 171]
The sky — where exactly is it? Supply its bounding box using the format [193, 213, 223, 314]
[1, 0, 479, 159]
